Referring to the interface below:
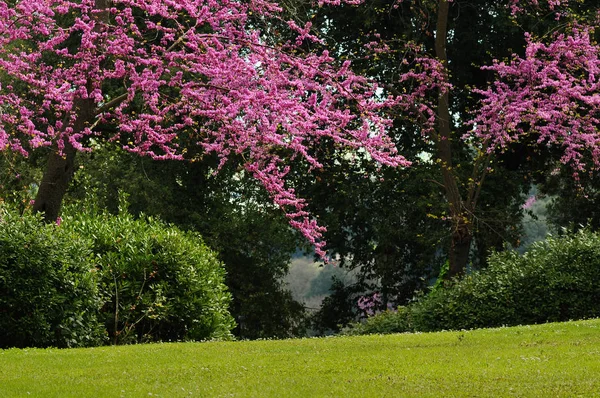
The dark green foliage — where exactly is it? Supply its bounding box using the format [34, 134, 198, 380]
[412, 230, 600, 331]
[341, 307, 412, 336]
[294, 142, 447, 308]
[289, 0, 533, 303]
[68, 145, 306, 339]
[536, 163, 600, 233]
[311, 277, 363, 334]
[0, 206, 105, 348]
[0, 203, 234, 347]
[63, 206, 235, 344]
[0, 150, 43, 213]
[345, 230, 600, 335]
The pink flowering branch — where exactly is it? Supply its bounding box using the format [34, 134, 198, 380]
[508, 0, 570, 16]
[0, 0, 408, 259]
[472, 27, 600, 175]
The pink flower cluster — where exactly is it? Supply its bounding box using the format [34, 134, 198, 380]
[522, 195, 537, 210]
[357, 292, 382, 317]
[508, 0, 569, 16]
[472, 27, 600, 174]
[0, 0, 408, 259]
[397, 53, 452, 137]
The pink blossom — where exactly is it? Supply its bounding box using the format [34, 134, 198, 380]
[522, 195, 537, 210]
[357, 292, 383, 317]
[472, 27, 600, 174]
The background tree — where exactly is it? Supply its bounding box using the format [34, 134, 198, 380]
[305, 0, 600, 279]
[67, 144, 307, 339]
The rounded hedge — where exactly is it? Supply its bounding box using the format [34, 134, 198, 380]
[412, 230, 600, 331]
[64, 211, 235, 344]
[0, 207, 105, 348]
[0, 204, 234, 348]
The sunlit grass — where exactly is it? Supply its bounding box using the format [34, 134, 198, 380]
[2, 319, 600, 397]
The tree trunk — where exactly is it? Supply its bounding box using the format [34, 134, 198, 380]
[434, 0, 473, 278]
[32, 142, 78, 222]
[32, 0, 108, 222]
[33, 100, 96, 222]
[448, 217, 472, 278]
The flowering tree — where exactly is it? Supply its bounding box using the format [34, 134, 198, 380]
[1, 0, 598, 271]
[306, 0, 599, 280]
[474, 27, 600, 177]
[433, 0, 598, 276]
[0, 0, 408, 257]
[434, 0, 598, 276]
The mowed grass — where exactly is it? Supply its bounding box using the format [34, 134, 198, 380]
[2, 319, 600, 397]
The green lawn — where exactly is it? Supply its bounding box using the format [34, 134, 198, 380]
[2, 319, 600, 397]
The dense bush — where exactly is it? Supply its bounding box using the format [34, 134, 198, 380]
[412, 230, 600, 331]
[0, 201, 234, 348]
[69, 148, 307, 340]
[0, 206, 105, 348]
[341, 307, 412, 336]
[344, 230, 600, 335]
[64, 209, 235, 344]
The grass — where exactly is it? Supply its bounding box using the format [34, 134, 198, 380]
[2, 319, 600, 397]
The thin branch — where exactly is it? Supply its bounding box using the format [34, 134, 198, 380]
[95, 92, 128, 115]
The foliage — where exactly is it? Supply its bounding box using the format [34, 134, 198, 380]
[309, 0, 600, 276]
[2, 0, 600, 341]
[3, 320, 600, 396]
[311, 277, 363, 334]
[344, 230, 600, 335]
[415, 229, 600, 331]
[62, 203, 235, 344]
[0, 150, 42, 212]
[341, 307, 412, 336]
[0, 205, 105, 348]
[296, 150, 447, 307]
[68, 145, 306, 339]
[537, 165, 600, 233]
[300, 0, 533, 279]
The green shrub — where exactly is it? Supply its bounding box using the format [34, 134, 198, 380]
[0, 206, 105, 348]
[64, 210, 235, 344]
[411, 230, 600, 332]
[341, 307, 413, 336]
[345, 230, 600, 336]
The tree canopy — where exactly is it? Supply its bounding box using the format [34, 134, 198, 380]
[1, 0, 599, 272]
[0, 0, 407, 257]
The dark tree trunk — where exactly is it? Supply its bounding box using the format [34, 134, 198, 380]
[448, 218, 472, 279]
[32, 142, 78, 222]
[33, 100, 95, 222]
[433, 0, 473, 277]
[32, 0, 109, 222]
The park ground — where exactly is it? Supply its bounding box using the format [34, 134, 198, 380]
[1, 318, 599, 397]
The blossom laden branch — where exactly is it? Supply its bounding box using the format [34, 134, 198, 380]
[472, 26, 600, 176]
[0, 0, 407, 259]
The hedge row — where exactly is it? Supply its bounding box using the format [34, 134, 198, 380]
[344, 230, 600, 335]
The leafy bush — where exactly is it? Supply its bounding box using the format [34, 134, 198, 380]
[346, 230, 600, 335]
[413, 231, 600, 331]
[311, 277, 363, 335]
[412, 230, 600, 332]
[341, 307, 413, 336]
[0, 206, 105, 348]
[64, 209, 235, 344]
